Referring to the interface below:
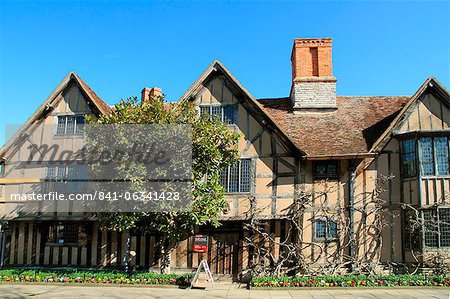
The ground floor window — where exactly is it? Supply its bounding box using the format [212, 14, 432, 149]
[404, 210, 421, 249]
[405, 207, 450, 248]
[47, 222, 79, 245]
[314, 218, 338, 241]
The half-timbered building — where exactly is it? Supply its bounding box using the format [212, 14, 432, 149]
[0, 37, 449, 277]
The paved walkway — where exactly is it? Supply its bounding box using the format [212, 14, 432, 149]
[0, 283, 449, 299]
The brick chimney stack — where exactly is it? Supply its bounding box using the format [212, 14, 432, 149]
[141, 87, 163, 102]
[290, 38, 337, 113]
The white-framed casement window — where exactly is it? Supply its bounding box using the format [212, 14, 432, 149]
[314, 218, 338, 241]
[219, 159, 251, 193]
[199, 104, 238, 125]
[46, 165, 85, 180]
[56, 115, 85, 135]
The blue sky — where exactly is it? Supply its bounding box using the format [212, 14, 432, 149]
[1, 1, 449, 145]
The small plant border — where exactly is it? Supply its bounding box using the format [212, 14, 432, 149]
[0, 268, 192, 286]
[251, 274, 450, 288]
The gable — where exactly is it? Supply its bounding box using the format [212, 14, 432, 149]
[53, 81, 95, 115]
[192, 74, 293, 158]
[396, 92, 450, 133]
[370, 77, 450, 154]
[0, 72, 109, 160]
[179, 61, 304, 158]
[2, 81, 97, 175]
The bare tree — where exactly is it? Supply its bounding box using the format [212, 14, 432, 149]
[240, 174, 393, 277]
[402, 192, 450, 275]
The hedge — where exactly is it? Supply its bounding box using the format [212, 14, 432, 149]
[0, 269, 191, 285]
[252, 274, 450, 287]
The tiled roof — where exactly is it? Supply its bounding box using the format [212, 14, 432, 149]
[257, 96, 409, 156]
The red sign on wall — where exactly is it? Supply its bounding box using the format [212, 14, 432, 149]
[193, 234, 208, 253]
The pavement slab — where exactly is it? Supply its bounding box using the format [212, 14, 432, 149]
[0, 284, 449, 299]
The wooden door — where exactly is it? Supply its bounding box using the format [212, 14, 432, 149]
[207, 232, 239, 277]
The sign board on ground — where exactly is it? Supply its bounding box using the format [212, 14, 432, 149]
[191, 259, 214, 289]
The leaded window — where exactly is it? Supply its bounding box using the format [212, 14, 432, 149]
[75, 116, 85, 134]
[315, 218, 338, 240]
[401, 139, 417, 178]
[421, 208, 450, 248]
[328, 220, 338, 239]
[424, 209, 438, 247]
[46, 166, 57, 179]
[47, 222, 79, 244]
[219, 159, 251, 193]
[57, 166, 66, 180]
[440, 209, 450, 247]
[57, 117, 66, 135]
[46, 165, 85, 180]
[419, 136, 450, 176]
[404, 210, 420, 249]
[434, 137, 449, 175]
[56, 115, 85, 135]
[315, 220, 326, 239]
[223, 106, 237, 125]
[228, 164, 239, 193]
[199, 105, 238, 125]
[211, 106, 222, 119]
[240, 159, 251, 193]
[420, 137, 434, 176]
[313, 161, 339, 180]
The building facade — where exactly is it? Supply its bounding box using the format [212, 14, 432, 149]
[1, 38, 449, 277]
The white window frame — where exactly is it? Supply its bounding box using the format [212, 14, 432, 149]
[220, 158, 251, 193]
[55, 115, 85, 136]
[198, 104, 238, 125]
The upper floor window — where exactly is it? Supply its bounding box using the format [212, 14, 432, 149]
[419, 136, 449, 176]
[401, 139, 417, 178]
[56, 115, 85, 135]
[315, 218, 338, 240]
[313, 160, 339, 180]
[46, 165, 85, 180]
[220, 159, 251, 193]
[199, 105, 238, 125]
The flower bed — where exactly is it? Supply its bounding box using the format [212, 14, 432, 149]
[252, 274, 450, 288]
[0, 269, 191, 286]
